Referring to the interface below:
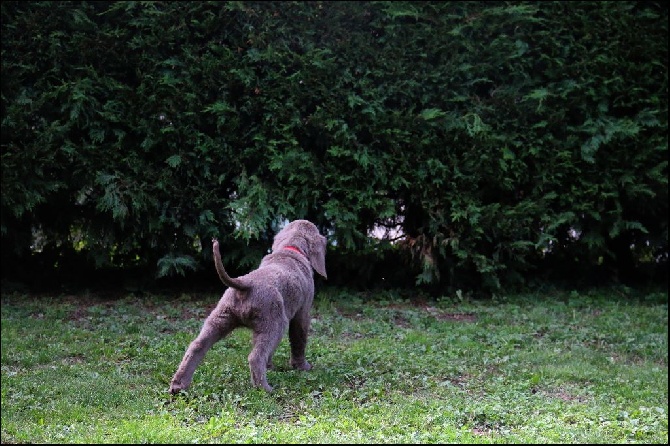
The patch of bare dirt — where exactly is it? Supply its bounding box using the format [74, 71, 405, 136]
[538, 387, 590, 403]
[392, 314, 411, 328]
[377, 300, 479, 323]
[431, 311, 477, 322]
[61, 354, 86, 365]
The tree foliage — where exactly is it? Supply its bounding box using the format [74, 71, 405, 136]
[1, 1, 667, 293]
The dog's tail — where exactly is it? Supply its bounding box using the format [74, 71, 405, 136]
[212, 238, 250, 291]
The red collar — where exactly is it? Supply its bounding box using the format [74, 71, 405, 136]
[283, 245, 304, 256]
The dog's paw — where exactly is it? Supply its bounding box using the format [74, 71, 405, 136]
[169, 380, 187, 394]
[290, 359, 312, 371]
[251, 378, 274, 392]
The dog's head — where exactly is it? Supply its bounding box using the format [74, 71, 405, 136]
[272, 219, 328, 279]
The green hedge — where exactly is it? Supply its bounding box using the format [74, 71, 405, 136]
[1, 1, 667, 292]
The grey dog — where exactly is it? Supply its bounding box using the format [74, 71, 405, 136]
[169, 220, 328, 393]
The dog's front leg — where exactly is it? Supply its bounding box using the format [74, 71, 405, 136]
[288, 309, 312, 371]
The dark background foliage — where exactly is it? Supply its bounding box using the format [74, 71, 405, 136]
[1, 1, 667, 295]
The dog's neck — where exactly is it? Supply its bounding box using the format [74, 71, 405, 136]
[283, 245, 304, 256]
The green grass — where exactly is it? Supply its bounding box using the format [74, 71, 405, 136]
[1, 287, 667, 443]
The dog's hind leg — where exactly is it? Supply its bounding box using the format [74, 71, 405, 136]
[248, 323, 285, 392]
[169, 313, 238, 394]
[248, 295, 288, 392]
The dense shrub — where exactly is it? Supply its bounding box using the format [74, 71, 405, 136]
[1, 1, 667, 293]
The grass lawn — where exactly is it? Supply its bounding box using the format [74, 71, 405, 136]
[1, 286, 667, 443]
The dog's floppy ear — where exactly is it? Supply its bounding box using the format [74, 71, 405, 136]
[308, 234, 328, 279]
